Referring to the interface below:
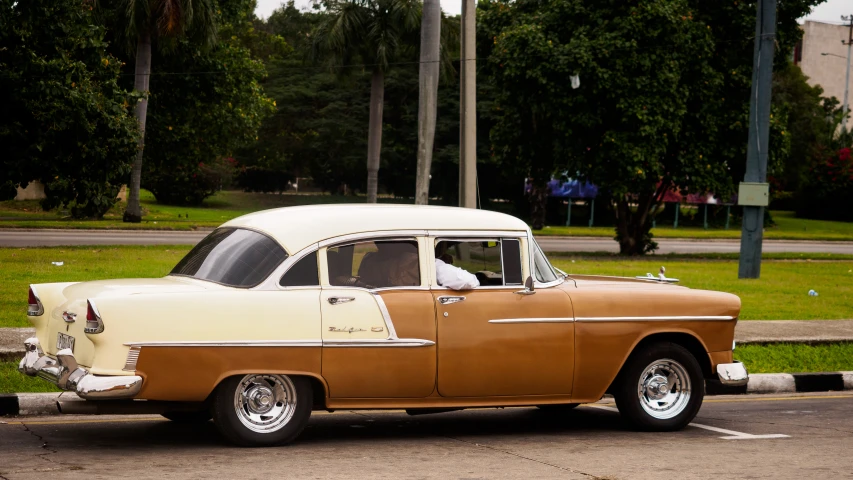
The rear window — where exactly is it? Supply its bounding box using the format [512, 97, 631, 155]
[171, 228, 287, 288]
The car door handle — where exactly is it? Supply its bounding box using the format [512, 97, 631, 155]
[328, 296, 355, 305]
[437, 296, 466, 305]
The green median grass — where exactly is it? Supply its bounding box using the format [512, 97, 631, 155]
[535, 211, 853, 241]
[0, 360, 61, 394]
[550, 257, 853, 320]
[0, 246, 189, 328]
[3, 343, 850, 393]
[1, 246, 850, 328]
[734, 343, 853, 374]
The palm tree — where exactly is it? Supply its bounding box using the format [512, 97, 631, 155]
[414, 0, 440, 205]
[314, 0, 422, 203]
[117, 0, 217, 222]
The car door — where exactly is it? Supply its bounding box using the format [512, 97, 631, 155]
[319, 236, 437, 398]
[432, 236, 575, 397]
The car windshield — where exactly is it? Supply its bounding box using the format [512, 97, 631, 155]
[170, 228, 287, 288]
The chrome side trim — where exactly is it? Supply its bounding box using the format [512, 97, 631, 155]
[372, 293, 399, 340]
[123, 346, 141, 371]
[124, 340, 323, 347]
[488, 317, 574, 324]
[575, 316, 735, 322]
[323, 338, 435, 348]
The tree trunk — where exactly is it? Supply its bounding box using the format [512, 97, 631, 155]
[615, 191, 660, 255]
[414, 0, 441, 205]
[528, 180, 548, 230]
[123, 31, 152, 223]
[366, 69, 385, 204]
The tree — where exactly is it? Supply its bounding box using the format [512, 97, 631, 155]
[314, 0, 422, 203]
[112, 0, 217, 221]
[0, 0, 139, 218]
[134, 1, 276, 205]
[481, 0, 821, 254]
[414, 0, 441, 204]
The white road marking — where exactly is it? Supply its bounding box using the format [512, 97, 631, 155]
[586, 405, 790, 440]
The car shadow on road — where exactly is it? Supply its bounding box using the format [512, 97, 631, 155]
[21, 406, 633, 450]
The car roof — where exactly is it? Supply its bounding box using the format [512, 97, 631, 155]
[222, 204, 530, 253]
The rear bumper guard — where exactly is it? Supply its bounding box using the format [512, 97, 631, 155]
[18, 337, 142, 400]
[716, 361, 749, 386]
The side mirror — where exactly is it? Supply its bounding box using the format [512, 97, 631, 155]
[516, 276, 535, 296]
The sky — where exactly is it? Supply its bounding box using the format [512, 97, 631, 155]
[254, 0, 853, 22]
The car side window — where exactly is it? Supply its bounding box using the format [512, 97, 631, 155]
[532, 240, 558, 283]
[435, 238, 523, 287]
[279, 251, 319, 287]
[327, 239, 420, 289]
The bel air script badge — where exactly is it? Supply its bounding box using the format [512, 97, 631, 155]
[328, 326, 367, 333]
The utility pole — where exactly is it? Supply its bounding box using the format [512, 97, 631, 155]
[459, 0, 477, 208]
[738, 0, 776, 279]
[841, 14, 852, 135]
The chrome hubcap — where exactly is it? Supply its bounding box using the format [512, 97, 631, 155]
[234, 374, 297, 433]
[637, 359, 691, 420]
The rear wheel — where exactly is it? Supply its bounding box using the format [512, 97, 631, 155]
[613, 342, 704, 431]
[212, 374, 312, 447]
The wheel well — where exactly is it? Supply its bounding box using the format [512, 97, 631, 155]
[305, 376, 328, 409]
[606, 332, 713, 393]
[209, 373, 329, 409]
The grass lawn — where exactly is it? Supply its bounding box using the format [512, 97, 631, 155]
[536, 210, 853, 241]
[0, 360, 61, 394]
[551, 257, 853, 320]
[3, 342, 850, 393]
[0, 190, 410, 231]
[1, 247, 851, 328]
[2, 191, 851, 241]
[734, 343, 853, 374]
[0, 246, 188, 328]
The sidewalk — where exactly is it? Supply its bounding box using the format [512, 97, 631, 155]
[3, 320, 853, 360]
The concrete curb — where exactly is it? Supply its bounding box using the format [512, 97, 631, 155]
[3, 372, 853, 416]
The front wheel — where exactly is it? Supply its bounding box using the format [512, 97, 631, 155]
[613, 342, 704, 431]
[212, 374, 312, 447]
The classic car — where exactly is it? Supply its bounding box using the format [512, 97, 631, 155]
[19, 205, 748, 446]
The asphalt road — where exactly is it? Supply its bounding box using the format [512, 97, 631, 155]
[1, 392, 851, 479]
[2, 229, 853, 253]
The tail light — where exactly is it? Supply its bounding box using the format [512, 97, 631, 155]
[85, 300, 104, 334]
[27, 286, 44, 316]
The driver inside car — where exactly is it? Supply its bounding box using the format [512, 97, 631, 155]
[434, 244, 480, 290]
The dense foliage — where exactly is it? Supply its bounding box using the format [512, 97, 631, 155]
[0, 0, 139, 218]
[480, 0, 822, 254]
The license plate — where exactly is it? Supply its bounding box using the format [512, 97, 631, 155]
[56, 333, 75, 352]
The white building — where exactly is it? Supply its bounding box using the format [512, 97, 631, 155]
[795, 20, 852, 132]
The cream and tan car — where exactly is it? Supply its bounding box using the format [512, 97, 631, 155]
[19, 205, 747, 446]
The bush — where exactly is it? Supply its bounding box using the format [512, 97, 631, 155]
[797, 147, 853, 221]
[145, 157, 237, 206]
[236, 166, 293, 193]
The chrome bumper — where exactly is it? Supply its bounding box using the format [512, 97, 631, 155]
[18, 337, 142, 400]
[716, 361, 749, 386]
